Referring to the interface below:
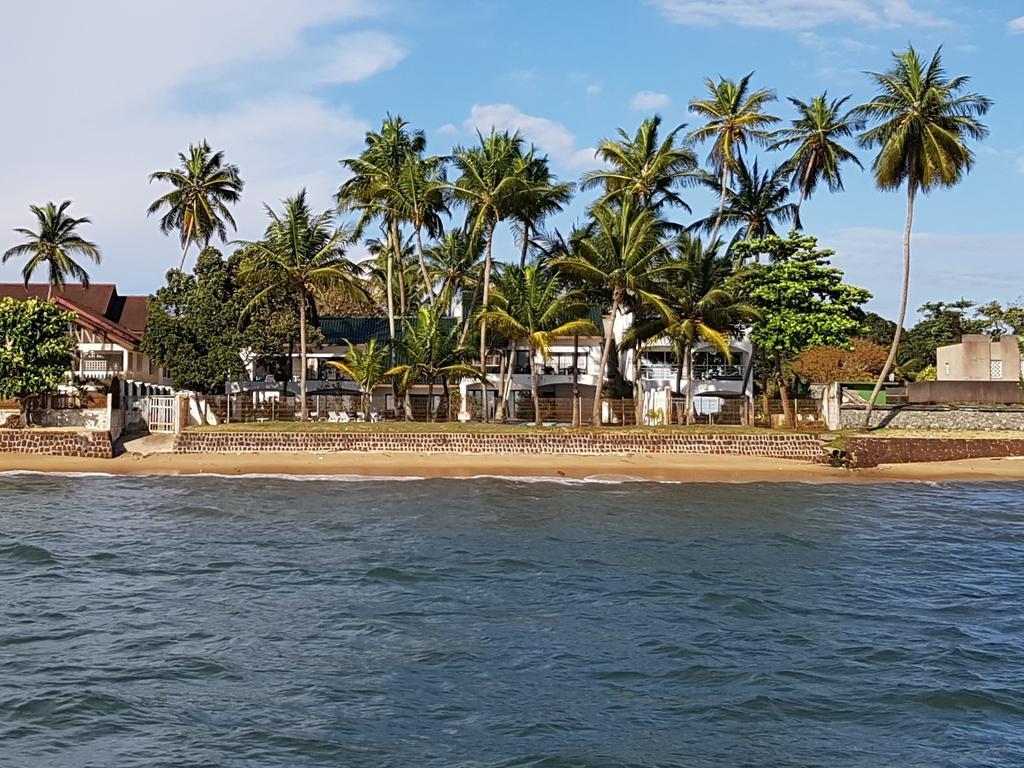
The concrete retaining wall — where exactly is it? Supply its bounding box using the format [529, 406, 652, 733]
[846, 437, 1024, 467]
[0, 429, 114, 458]
[840, 405, 1024, 431]
[174, 430, 827, 461]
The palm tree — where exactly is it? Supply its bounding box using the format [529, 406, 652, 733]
[449, 130, 529, 378]
[691, 159, 798, 254]
[580, 115, 698, 212]
[554, 200, 674, 425]
[365, 230, 418, 315]
[338, 115, 426, 338]
[147, 141, 244, 271]
[391, 306, 481, 421]
[480, 265, 597, 426]
[627, 236, 759, 423]
[513, 149, 573, 267]
[397, 152, 448, 303]
[3, 201, 101, 298]
[689, 74, 779, 244]
[853, 45, 991, 426]
[426, 230, 485, 326]
[326, 339, 401, 421]
[769, 93, 865, 226]
[239, 190, 366, 421]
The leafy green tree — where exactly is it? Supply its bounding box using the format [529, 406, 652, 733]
[973, 301, 1024, 338]
[239, 191, 365, 420]
[691, 158, 797, 253]
[480, 264, 597, 425]
[326, 339, 400, 420]
[898, 299, 984, 370]
[689, 74, 779, 244]
[449, 129, 529, 375]
[580, 115, 697, 213]
[0, 298, 75, 424]
[769, 93, 864, 226]
[141, 247, 304, 393]
[338, 115, 426, 336]
[3, 201, 101, 298]
[391, 306, 481, 421]
[554, 200, 674, 425]
[396, 151, 448, 304]
[861, 312, 898, 348]
[147, 141, 244, 271]
[853, 45, 991, 425]
[730, 234, 871, 428]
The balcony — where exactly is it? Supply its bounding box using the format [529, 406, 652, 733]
[640, 363, 744, 381]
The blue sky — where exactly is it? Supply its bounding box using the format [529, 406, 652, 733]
[0, 0, 1020, 319]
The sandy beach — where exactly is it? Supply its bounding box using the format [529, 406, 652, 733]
[1, 450, 1023, 483]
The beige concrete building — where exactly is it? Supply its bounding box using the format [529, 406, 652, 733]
[937, 334, 1022, 381]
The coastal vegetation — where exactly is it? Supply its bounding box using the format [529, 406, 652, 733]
[0, 44, 997, 429]
[0, 298, 75, 424]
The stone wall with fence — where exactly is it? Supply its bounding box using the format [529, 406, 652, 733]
[0, 428, 113, 458]
[840, 404, 1024, 431]
[175, 430, 828, 461]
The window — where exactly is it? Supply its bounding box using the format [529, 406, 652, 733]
[991, 360, 1003, 379]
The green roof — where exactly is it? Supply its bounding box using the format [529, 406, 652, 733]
[318, 316, 393, 346]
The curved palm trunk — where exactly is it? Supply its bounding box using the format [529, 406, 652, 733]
[479, 230, 496, 421]
[528, 342, 542, 427]
[414, 226, 435, 304]
[591, 289, 622, 426]
[427, 377, 435, 422]
[519, 222, 530, 269]
[793, 154, 814, 231]
[298, 298, 308, 422]
[391, 218, 406, 315]
[863, 183, 916, 429]
[496, 342, 515, 420]
[571, 334, 580, 428]
[709, 166, 729, 245]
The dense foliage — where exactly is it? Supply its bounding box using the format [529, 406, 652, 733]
[0, 298, 75, 411]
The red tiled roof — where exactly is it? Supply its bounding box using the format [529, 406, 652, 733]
[0, 283, 151, 346]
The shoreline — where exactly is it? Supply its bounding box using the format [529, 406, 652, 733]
[1, 451, 1024, 484]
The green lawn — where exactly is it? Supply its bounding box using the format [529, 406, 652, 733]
[189, 420, 789, 436]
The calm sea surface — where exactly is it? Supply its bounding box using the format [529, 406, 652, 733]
[1, 474, 1023, 767]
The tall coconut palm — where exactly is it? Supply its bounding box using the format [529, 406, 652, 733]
[365, 229, 418, 314]
[396, 152, 448, 303]
[449, 130, 529, 378]
[691, 158, 798, 254]
[554, 200, 674, 425]
[580, 115, 698, 213]
[426, 230, 485, 326]
[239, 190, 366, 421]
[326, 339, 401, 421]
[147, 141, 244, 271]
[480, 265, 597, 426]
[338, 115, 426, 338]
[390, 306, 482, 421]
[3, 201, 101, 298]
[513, 149, 573, 267]
[689, 74, 779, 244]
[769, 93, 865, 226]
[853, 45, 990, 426]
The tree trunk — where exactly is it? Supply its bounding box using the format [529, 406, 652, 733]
[427, 378, 435, 422]
[362, 389, 371, 422]
[633, 346, 643, 426]
[863, 183, 916, 429]
[177, 230, 192, 272]
[415, 226, 435, 305]
[391, 218, 406, 316]
[519, 222, 530, 269]
[709, 165, 729, 246]
[441, 376, 451, 421]
[298, 297, 308, 422]
[529, 343, 542, 427]
[403, 389, 413, 421]
[496, 342, 514, 421]
[478, 229, 495, 421]
[793, 156, 813, 231]
[776, 356, 794, 429]
[683, 342, 695, 425]
[384, 217, 397, 340]
[571, 334, 580, 428]
[591, 290, 621, 426]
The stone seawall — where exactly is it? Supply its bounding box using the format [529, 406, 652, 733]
[174, 431, 827, 461]
[840, 405, 1024, 431]
[0, 429, 114, 459]
[846, 437, 1024, 468]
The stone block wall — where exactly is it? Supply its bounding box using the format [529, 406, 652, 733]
[846, 437, 1024, 467]
[0, 429, 114, 458]
[174, 430, 827, 461]
[840, 405, 1024, 431]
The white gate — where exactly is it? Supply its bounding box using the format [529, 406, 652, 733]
[146, 395, 177, 433]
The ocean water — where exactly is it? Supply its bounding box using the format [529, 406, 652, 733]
[1, 474, 1023, 767]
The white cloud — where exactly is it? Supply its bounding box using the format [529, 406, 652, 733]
[437, 123, 459, 136]
[0, 1, 389, 293]
[631, 90, 671, 110]
[649, 0, 949, 30]
[463, 104, 600, 170]
[822, 227, 1024, 318]
[1009, 16, 1024, 34]
[316, 31, 407, 84]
